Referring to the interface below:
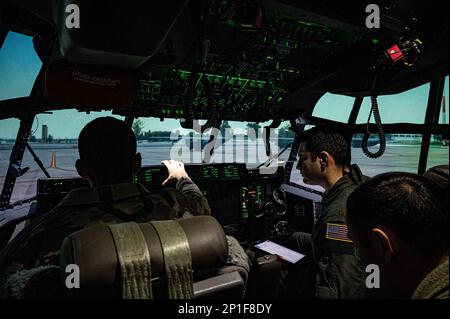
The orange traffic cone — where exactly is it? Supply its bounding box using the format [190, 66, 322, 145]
[50, 151, 57, 168]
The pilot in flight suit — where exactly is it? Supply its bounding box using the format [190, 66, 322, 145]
[282, 126, 368, 299]
[0, 117, 216, 297]
[311, 164, 368, 298]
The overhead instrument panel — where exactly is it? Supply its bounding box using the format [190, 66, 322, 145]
[127, 67, 287, 122]
[112, 1, 366, 121]
[2, 0, 446, 120]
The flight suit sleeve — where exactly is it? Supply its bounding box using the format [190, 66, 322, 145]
[0, 217, 53, 298]
[160, 177, 212, 217]
[314, 219, 366, 299]
[218, 236, 251, 296]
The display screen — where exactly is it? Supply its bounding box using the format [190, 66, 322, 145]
[254, 240, 305, 264]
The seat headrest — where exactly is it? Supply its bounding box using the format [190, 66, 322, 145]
[60, 216, 228, 298]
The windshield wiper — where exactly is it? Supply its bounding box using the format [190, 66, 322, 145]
[25, 142, 51, 178]
[10, 195, 37, 208]
[0, 115, 36, 211]
[257, 141, 293, 169]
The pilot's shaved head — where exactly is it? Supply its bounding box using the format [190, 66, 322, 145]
[78, 117, 138, 185]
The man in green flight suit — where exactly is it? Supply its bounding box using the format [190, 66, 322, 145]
[283, 125, 368, 299]
[0, 117, 213, 297]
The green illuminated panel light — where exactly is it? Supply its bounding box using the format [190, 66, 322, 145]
[278, 14, 331, 33]
[202, 166, 220, 179]
[161, 108, 184, 115]
[143, 172, 153, 182]
[134, 168, 161, 183]
[241, 187, 249, 219]
[223, 165, 240, 178]
[178, 70, 267, 89]
[256, 185, 263, 203]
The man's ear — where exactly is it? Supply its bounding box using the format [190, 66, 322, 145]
[318, 151, 329, 170]
[371, 227, 395, 263]
[132, 153, 142, 176]
[75, 159, 89, 179]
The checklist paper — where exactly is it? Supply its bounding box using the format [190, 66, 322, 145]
[255, 240, 305, 264]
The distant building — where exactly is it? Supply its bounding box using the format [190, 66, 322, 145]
[42, 125, 48, 143]
[389, 134, 422, 144]
[351, 134, 379, 147]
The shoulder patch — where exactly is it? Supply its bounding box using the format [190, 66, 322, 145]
[325, 223, 352, 243]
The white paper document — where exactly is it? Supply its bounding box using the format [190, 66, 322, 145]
[254, 240, 305, 264]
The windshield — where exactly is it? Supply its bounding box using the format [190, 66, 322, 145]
[0, 113, 294, 203]
[0, 111, 125, 203]
[134, 118, 293, 167]
[0, 31, 42, 100]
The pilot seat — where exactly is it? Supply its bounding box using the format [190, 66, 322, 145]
[59, 215, 245, 299]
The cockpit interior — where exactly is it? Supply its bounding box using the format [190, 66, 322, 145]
[0, 0, 448, 300]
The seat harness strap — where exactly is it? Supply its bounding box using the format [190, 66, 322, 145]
[151, 220, 193, 299]
[109, 222, 153, 299]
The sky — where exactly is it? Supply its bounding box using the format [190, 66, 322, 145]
[0, 31, 448, 139]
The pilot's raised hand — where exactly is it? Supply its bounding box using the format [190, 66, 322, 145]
[161, 160, 190, 186]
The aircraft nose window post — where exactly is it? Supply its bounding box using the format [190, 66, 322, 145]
[0, 0, 448, 311]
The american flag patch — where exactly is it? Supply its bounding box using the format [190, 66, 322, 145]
[326, 223, 352, 243]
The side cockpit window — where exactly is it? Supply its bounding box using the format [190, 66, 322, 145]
[356, 83, 430, 124]
[428, 76, 449, 170]
[352, 83, 426, 176]
[0, 31, 42, 203]
[0, 31, 42, 101]
[312, 93, 354, 123]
